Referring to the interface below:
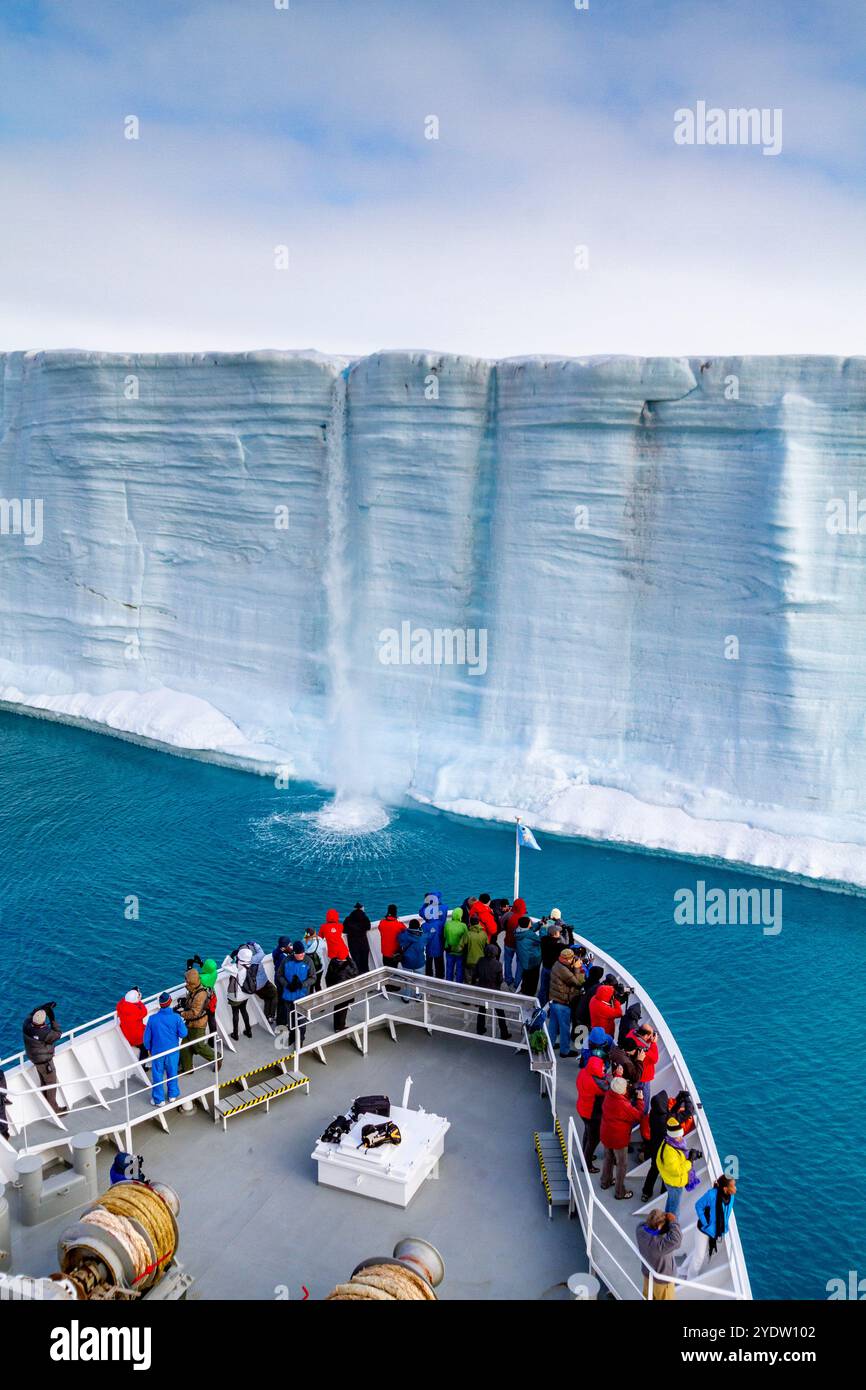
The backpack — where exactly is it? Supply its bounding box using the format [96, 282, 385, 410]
[350, 1094, 390, 1120]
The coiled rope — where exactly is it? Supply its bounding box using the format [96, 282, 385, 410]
[326, 1263, 435, 1301]
[91, 1184, 176, 1286]
[81, 1209, 150, 1284]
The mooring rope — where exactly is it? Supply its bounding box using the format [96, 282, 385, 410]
[326, 1263, 435, 1301]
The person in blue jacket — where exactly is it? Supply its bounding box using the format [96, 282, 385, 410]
[143, 993, 188, 1106]
[276, 941, 312, 1049]
[514, 917, 543, 996]
[419, 891, 447, 979]
[398, 918, 428, 1001]
[688, 1175, 737, 1280]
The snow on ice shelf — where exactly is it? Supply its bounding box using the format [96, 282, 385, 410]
[1, 349, 865, 888]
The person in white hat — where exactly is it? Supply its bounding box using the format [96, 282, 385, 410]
[547, 907, 574, 944]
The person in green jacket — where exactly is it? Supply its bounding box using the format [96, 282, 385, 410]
[443, 908, 469, 983]
[464, 916, 488, 984]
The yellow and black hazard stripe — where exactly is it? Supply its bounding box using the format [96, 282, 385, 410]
[219, 1058, 286, 1091]
[220, 1075, 309, 1117]
[533, 1131, 553, 1208]
[555, 1115, 568, 1167]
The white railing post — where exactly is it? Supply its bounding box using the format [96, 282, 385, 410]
[124, 1072, 132, 1151]
[212, 1034, 221, 1116]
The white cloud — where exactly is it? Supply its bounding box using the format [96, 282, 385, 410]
[0, 0, 863, 355]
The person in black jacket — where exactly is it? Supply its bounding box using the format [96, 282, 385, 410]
[574, 965, 604, 1030]
[538, 924, 564, 1006]
[325, 954, 359, 1033]
[474, 944, 511, 1040]
[343, 902, 372, 974]
[23, 1004, 65, 1114]
[641, 1089, 670, 1202]
[618, 999, 642, 1046]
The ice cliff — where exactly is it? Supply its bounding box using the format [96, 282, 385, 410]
[1, 348, 865, 887]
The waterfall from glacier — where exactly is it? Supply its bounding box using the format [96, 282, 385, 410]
[313, 367, 389, 836]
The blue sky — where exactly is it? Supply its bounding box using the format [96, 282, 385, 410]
[0, 0, 863, 355]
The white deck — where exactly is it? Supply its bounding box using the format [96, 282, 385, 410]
[1, 922, 751, 1301]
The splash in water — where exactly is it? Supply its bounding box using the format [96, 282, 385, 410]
[252, 798, 398, 871]
[312, 796, 390, 835]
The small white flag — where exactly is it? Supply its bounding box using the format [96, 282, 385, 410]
[516, 822, 541, 851]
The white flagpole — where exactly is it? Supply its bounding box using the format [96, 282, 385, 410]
[514, 818, 521, 901]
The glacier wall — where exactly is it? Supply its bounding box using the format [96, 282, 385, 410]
[1, 348, 865, 885]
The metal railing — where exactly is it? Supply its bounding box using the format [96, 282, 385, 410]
[566, 1116, 746, 1301]
[564, 928, 751, 1301]
[6, 1029, 223, 1160]
[272, 966, 558, 1111]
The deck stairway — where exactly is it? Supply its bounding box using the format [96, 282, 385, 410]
[214, 1062, 309, 1130]
[534, 1116, 570, 1218]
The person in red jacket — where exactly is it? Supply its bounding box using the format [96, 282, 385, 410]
[501, 897, 526, 987]
[589, 982, 623, 1038]
[600, 1076, 644, 1200]
[318, 908, 349, 962]
[116, 989, 149, 1059]
[377, 905, 403, 967]
[469, 895, 498, 942]
[576, 1027, 612, 1171]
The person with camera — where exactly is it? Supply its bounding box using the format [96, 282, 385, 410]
[177, 965, 217, 1076]
[232, 940, 278, 1020]
[143, 992, 188, 1106]
[656, 1115, 702, 1214]
[547, 948, 585, 1058]
[608, 1032, 645, 1086]
[538, 922, 564, 1006]
[589, 978, 625, 1039]
[636, 1210, 682, 1301]
[600, 1075, 644, 1200]
[629, 1023, 659, 1114]
[575, 963, 604, 1031]
[303, 927, 327, 992]
[23, 1002, 65, 1114]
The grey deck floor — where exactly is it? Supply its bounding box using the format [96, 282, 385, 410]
[10, 1026, 585, 1301]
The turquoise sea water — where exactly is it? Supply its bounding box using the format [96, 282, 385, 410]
[1, 709, 864, 1300]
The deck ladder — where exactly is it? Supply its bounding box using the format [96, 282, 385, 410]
[533, 1117, 570, 1219]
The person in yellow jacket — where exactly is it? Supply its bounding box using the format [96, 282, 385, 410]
[656, 1117, 702, 1216]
